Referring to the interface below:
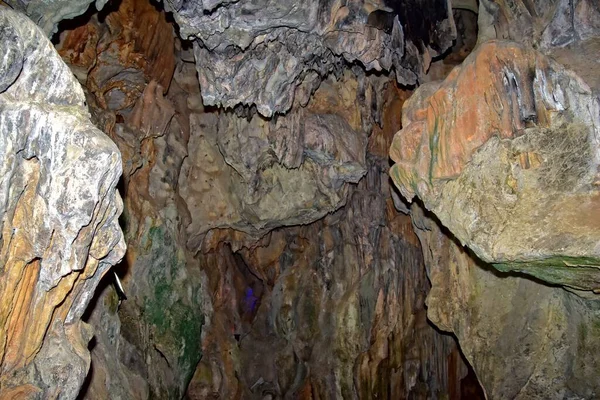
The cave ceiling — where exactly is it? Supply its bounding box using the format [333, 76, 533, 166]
[6, 0, 457, 116]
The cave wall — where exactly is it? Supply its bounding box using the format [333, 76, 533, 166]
[39, 0, 471, 398]
[0, 7, 125, 398]
[389, 0, 600, 398]
[1, 0, 599, 398]
[188, 82, 469, 399]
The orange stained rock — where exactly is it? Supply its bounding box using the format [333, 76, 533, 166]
[390, 41, 560, 199]
[104, 0, 176, 91]
[57, 21, 101, 71]
[58, 0, 176, 99]
[0, 384, 42, 400]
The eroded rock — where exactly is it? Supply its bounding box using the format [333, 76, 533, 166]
[180, 72, 384, 249]
[190, 150, 469, 400]
[477, 0, 600, 50]
[0, 7, 125, 397]
[165, 0, 456, 116]
[390, 40, 600, 290]
[17, 0, 457, 116]
[411, 202, 600, 399]
[5, 0, 100, 36]
[56, 0, 176, 113]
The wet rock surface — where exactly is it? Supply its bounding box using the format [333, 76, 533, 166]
[0, 7, 125, 398]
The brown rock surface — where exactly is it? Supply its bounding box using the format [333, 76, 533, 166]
[411, 202, 600, 399]
[57, 0, 175, 112]
[189, 133, 470, 400]
[179, 72, 384, 247]
[57, 20, 474, 395]
[9, 0, 600, 398]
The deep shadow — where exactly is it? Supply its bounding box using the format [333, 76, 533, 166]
[51, 0, 123, 44]
[75, 337, 97, 399]
[425, 319, 486, 399]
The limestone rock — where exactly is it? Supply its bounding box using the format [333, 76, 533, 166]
[17, 0, 456, 116]
[411, 202, 600, 399]
[478, 0, 600, 49]
[185, 83, 477, 400]
[76, 70, 206, 398]
[4, 0, 100, 36]
[163, 0, 456, 116]
[190, 157, 468, 400]
[180, 73, 376, 249]
[390, 40, 600, 290]
[0, 8, 125, 397]
[56, 0, 176, 113]
[477, 0, 600, 96]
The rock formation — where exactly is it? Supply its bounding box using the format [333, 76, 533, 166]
[411, 203, 600, 399]
[187, 83, 471, 399]
[390, 40, 600, 289]
[389, 0, 600, 398]
[1, 0, 599, 398]
[8, 0, 458, 116]
[0, 7, 125, 398]
[166, 0, 456, 116]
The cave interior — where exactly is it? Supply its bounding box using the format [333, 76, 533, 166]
[0, 0, 599, 398]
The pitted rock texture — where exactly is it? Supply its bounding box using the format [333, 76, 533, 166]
[164, 0, 456, 116]
[411, 202, 600, 399]
[390, 40, 600, 290]
[0, 7, 125, 398]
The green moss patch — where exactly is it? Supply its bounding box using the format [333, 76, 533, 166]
[493, 255, 600, 290]
[141, 224, 205, 389]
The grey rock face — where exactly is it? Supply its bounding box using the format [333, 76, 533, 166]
[478, 0, 600, 49]
[9, 0, 456, 116]
[0, 7, 125, 398]
[4, 0, 103, 36]
[166, 0, 456, 116]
